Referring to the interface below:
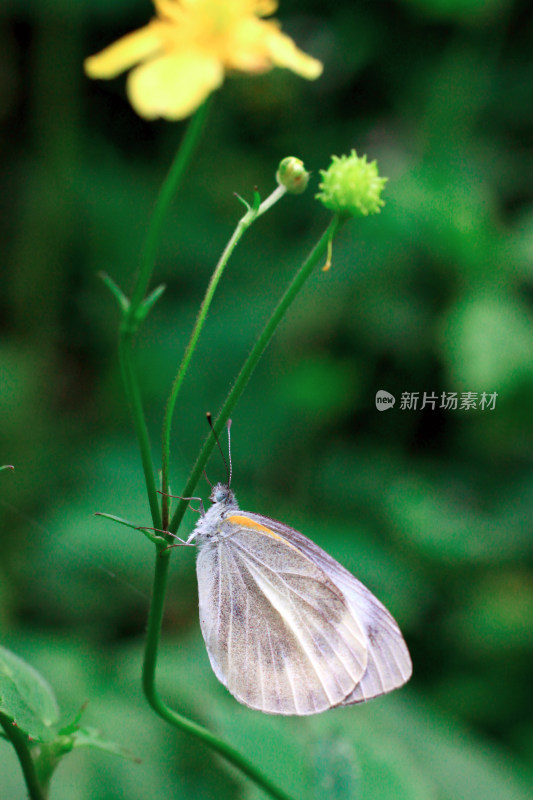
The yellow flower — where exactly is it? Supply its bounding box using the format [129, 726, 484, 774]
[84, 0, 323, 120]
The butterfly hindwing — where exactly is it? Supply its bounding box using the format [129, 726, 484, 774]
[243, 512, 412, 704]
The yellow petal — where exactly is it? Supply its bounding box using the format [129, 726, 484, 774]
[126, 51, 224, 120]
[224, 19, 274, 73]
[153, 0, 186, 24]
[256, 0, 278, 17]
[265, 29, 322, 79]
[84, 24, 163, 80]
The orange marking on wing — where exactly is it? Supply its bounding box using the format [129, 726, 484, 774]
[227, 515, 276, 535]
[227, 515, 301, 551]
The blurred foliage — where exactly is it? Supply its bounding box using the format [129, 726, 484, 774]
[0, 643, 137, 784]
[1, 0, 532, 797]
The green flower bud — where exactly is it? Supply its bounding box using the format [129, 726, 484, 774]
[276, 156, 310, 195]
[316, 150, 387, 218]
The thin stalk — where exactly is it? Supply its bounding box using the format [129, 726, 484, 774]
[119, 101, 211, 528]
[161, 186, 287, 528]
[0, 715, 46, 800]
[129, 99, 212, 315]
[143, 215, 343, 800]
[142, 547, 294, 800]
[118, 331, 162, 530]
[169, 214, 343, 534]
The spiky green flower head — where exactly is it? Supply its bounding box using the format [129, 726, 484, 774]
[316, 150, 387, 218]
[276, 156, 310, 195]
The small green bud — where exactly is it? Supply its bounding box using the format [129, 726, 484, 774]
[316, 150, 387, 218]
[276, 156, 310, 195]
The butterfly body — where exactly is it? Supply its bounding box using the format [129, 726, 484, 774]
[190, 482, 412, 716]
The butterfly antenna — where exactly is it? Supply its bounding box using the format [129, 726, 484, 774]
[226, 419, 233, 488]
[206, 412, 231, 486]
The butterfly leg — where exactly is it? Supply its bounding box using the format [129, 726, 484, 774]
[136, 525, 196, 545]
[162, 530, 199, 551]
[158, 490, 206, 517]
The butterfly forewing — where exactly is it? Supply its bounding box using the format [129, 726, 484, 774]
[197, 522, 368, 715]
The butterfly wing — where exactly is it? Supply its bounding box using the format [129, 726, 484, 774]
[244, 513, 412, 704]
[196, 515, 368, 715]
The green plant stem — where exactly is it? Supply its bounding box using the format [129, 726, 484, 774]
[143, 215, 342, 800]
[118, 101, 211, 530]
[0, 715, 46, 800]
[129, 99, 212, 314]
[161, 185, 287, 528]
[142, 546, 293, 800]
[169, 214, 343, 534]
[118, 331, 162, 530]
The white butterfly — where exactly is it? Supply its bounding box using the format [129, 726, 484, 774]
[182, 467, 412, 715]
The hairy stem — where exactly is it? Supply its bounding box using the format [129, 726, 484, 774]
[0, 715, 47, 800]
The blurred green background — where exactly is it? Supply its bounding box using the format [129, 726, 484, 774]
[1, 0, 532, 797]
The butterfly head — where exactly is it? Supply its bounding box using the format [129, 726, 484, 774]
[209, 482, 236, 507]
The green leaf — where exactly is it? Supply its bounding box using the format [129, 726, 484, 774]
[94, 511, 164, 545]
[234, 191, 251, 211]
[94, 511, 145, 532]
[98, 271, 129, 314]
[252, 188, 262, 211]
[0, 646, 59, 742]
[72, 726, 141, 763]
[58, 701, 89, 736]
[136, 283, 166, 323]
